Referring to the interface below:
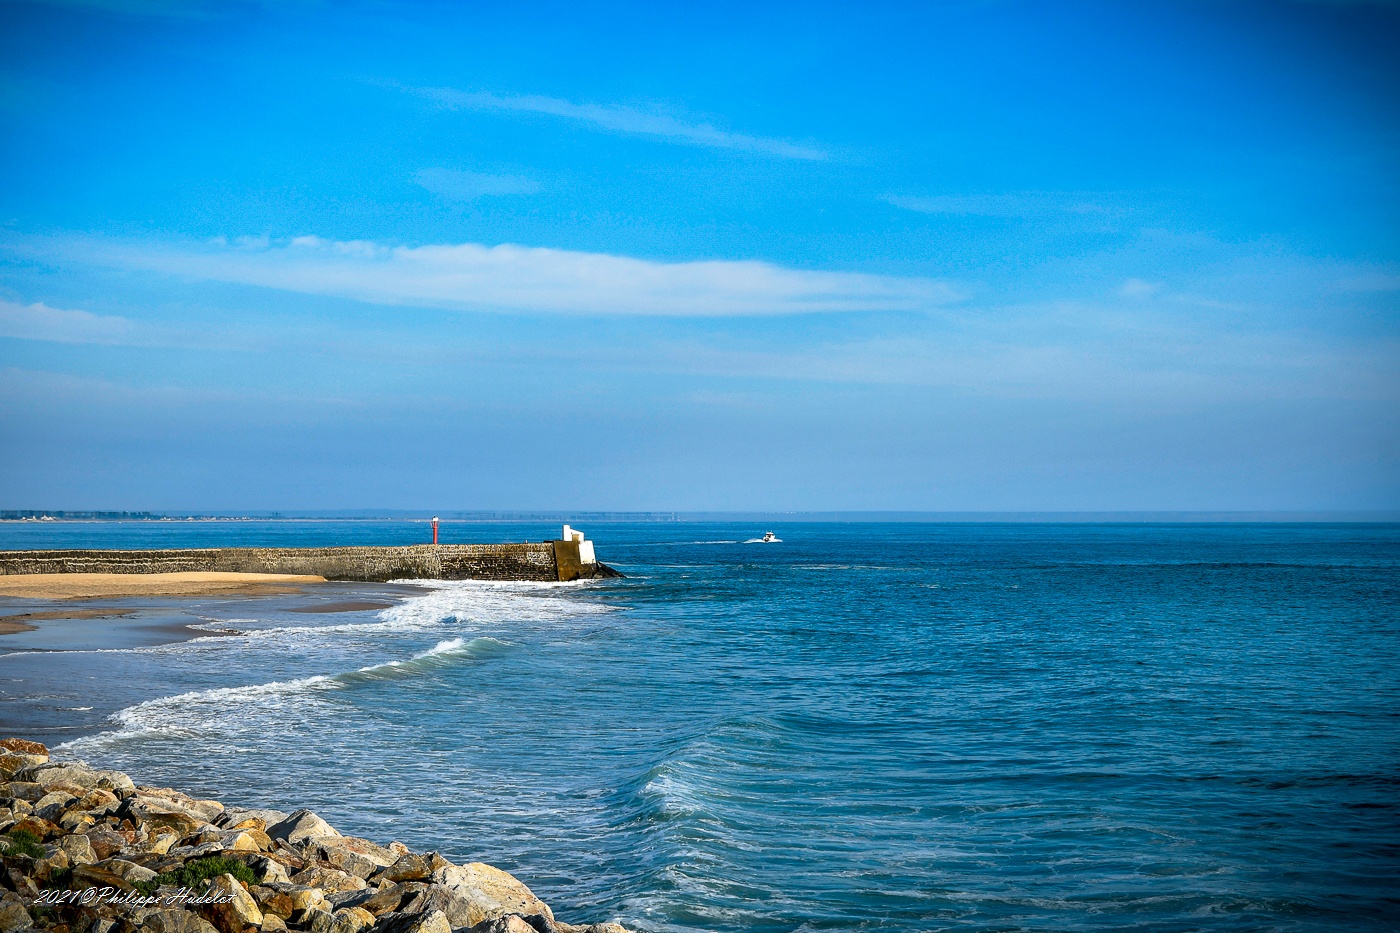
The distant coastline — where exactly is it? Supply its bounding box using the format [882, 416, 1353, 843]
[3, 510, 1397, 523]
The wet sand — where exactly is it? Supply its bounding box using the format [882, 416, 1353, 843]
[289, 600, 396, 613]
[0, 571, 326, 600]
[0, 607, 136, 635]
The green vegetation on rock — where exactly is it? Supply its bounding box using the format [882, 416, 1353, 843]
[1, 829, 45, 859]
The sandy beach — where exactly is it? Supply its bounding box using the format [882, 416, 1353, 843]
[0, 571, 326, 600]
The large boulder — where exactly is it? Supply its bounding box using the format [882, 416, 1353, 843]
[376, 853, 448, 884]
[218, 809, 289, 830]
[397, 885, 480, 930]
[123, 797, 206, 835]
[0, 739, 47, 757]
[94, 857, 157, 885]
[463, 916, 553, 933]
[290, 865, 367, 895]
[0, 753, 47, 781]
[70, 864, 133, 892]
[328, 906, 375, 933]
[1, 782, 42, 802]
[374, 909, 452, 933]
[327, 884, 407, 917]
[9, 816, 59, 841]
[308, 836, 396, 879]
[32, 791, 75, 823]
[23, 763, 131, 794]
[143, 910, 221, 933]
[0, 895, 34, 933]
[58, 834, 96, 865]
[267, 810, 340, 845]
[204, 872, 264, 933]
[132, 787, 224, 822]
[431, 863, 553, 926]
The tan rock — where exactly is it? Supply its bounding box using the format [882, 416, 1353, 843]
[33, 789, 76, 821]
[314, 835, 396, 875]
[463, 916, 544, 933]
[149, 827, 182, 854]
[134, 787, 223, 822]
[58, 810, 97, 834]
[86, 826, 128, 860]
[0, 782, 41, 802]
[225, 816, 268, 832]
[283, 884, 329, 916]
[242, 855, 291, 885]
[304, 908, 335, 933]
[59, 834, 96, 865]
[253, 888, 296, 920]
[291, 865, 367, 895]
[0, 739, 47, 757]
[76, 788, 122, 812]
[0, 896, 32, 933]
[397, 884, 482, 929]
[144, 909, 222, 933]
[261, 915, 287, 933]
[431, 863, 553, 926]
[126, 798, 205, 835]
[220, 829, 265, 853]
[10, 815, 60, 840]
[330, 884, 407, 917]
[217, 809, 288, 830]
[205, 872, 264, 933]
[96, 857, 158, 884]
[329, 906, 376, 933]
[23, 762, 99, 789]
[0, 753, 47, 781]
[378, 853, 435, 883]
[376, 909, 452, 933]
[38, 846, 70, 875]
[71, 863, 134, 892]
[267, 810, 339, 845]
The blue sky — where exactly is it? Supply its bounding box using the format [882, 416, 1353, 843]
[1, 0, 1397, 511]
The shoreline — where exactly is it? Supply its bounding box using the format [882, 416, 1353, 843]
[0, 738, 630, 933]
[0, 573, 327, 601]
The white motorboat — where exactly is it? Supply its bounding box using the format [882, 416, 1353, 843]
[761, 531, 780, 543]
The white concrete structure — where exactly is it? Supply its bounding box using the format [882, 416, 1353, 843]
[562, 525, 596, 565]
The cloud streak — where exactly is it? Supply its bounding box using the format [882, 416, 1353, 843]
[88, 236, 955, 316]
[0, 299, 134, 344]
[403, 84, 827, 161]
[414, 168, 540, 201]
[883, 192, 1119, 218]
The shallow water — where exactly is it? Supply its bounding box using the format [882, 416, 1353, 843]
[2, 521, 1398, 931]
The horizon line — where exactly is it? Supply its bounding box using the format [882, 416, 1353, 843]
[2, 509, 1397, 524]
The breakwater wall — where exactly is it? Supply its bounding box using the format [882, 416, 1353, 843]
[0, 542, 620, 583]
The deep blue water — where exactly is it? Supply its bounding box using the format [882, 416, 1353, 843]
[2, 521, 1398, 931]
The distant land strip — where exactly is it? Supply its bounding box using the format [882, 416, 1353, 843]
[2, 510, 1396, 523]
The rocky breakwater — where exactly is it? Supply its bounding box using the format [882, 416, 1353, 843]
[0, 740, 630, 933]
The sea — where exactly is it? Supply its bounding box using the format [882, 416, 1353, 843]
[1, 521, 1397, 932]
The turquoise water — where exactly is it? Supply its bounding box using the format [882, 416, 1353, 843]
[2, 522, 1398, 931]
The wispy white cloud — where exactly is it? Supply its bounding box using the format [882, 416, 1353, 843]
[400, 84, 827, 161]
[1336, 271, 1400, 292]
[578, 300, 1399, 402]
[1117, 278, 1161, 299]
[882, 192, 1119, 218]
[414, 168, 540, 201]
[0, 299, 134, 344]
[82, 236, 955, 316]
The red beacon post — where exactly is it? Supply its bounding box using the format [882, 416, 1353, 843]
[431, 516, 440, 545]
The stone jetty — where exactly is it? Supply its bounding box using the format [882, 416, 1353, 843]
[0, 529, 622, 585]
[0, 740, 630, 933]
